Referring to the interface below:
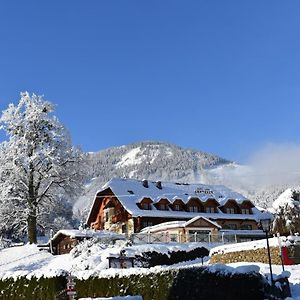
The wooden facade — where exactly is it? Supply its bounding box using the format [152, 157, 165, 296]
[87, 189, 260, 235]
[50, 234, 80, 255]
[49, 229, 126, 255]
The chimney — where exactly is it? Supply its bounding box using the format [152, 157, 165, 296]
[156, 181, 162, 189]
[142, 179, 149, 188]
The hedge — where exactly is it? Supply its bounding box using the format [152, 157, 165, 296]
[0, 266, 282, 300]
[134, 247, 210, 267]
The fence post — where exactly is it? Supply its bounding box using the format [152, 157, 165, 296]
[222, 232, 224, 243]
[235, 234, 237, 243]
[194, 232, 197, 242]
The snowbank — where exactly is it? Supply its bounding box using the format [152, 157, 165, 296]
[0, 241, 212, 280]
[1, 242, 300, 298]
[210, 236, 300, 256]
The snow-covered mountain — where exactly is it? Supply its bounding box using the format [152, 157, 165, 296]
[74, 142, 235, 216]
[88, 141, 232, 182]
[73, 141, 297, 218]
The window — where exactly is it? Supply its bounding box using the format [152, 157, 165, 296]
[189, 206, 199, 212]
[241, 208, 250, 214]
[142, 203, 151, 210]
[241, 224, 252, 230]
[159, 204, 168, 210]
[174, 204, 180, 211]
[226, 224, 237, 230]
[142, 221, 153, 228]
[226, 208, 235, 214]
[205, 207, 215, 213]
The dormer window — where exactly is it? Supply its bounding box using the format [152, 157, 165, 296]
[241, 208, 250, 214]
[239, 200, 254, 215]
[174, 204, 180, 211]
[142, 203, 151, 210]
[159, 204, 168, 211]
[226, 208, 235, 214]
[189, 206, 199, 212]
[154, 198, 170, 211]
[205, 207, 215, 213]
[186, 197, 203, 213]
[138, 197, 153, 210]
[172, 199, 184, 211]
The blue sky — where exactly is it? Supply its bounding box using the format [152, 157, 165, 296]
[0, 1, 300, 162]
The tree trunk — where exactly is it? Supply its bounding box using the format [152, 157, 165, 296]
[27, 211, 37, 244]
[28, 163, 37, 244]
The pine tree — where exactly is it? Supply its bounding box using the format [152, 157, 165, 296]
[0, 92, 87, 243]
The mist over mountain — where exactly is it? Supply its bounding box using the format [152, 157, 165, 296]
[74, 141, 299, 219]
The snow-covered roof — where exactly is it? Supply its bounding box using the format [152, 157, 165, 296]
[88, 178, 263, 222]
[140, 216, 221, 233]
[50, 229, 125, 243]
[184, 215, 221, 228]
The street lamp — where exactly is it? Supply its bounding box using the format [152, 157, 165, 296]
[260, 217, 274, 286]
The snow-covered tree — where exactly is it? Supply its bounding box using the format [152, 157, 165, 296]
[0, 92, 87, 243]
[50, 216, 73, 234]
[272, 189, 300, 236]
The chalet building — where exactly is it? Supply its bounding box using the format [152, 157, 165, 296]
[49, 229, 125, 255]
[86, 178, 265, 240]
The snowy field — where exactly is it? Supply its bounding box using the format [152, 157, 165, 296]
[0, 242, 212, 280]
[0, 242, 299, 299]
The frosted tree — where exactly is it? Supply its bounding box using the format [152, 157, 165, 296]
[272, 189, 300, 235]
[0, 92, 87, 243]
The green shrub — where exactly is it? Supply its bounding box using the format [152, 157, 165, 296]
[0, 267, 281, 300]
[135, 247, 209, 267]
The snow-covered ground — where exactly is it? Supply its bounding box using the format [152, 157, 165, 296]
[210, 235, 300, 255]
[0, 242, 300, 299]
[0, 242, 212, 280]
